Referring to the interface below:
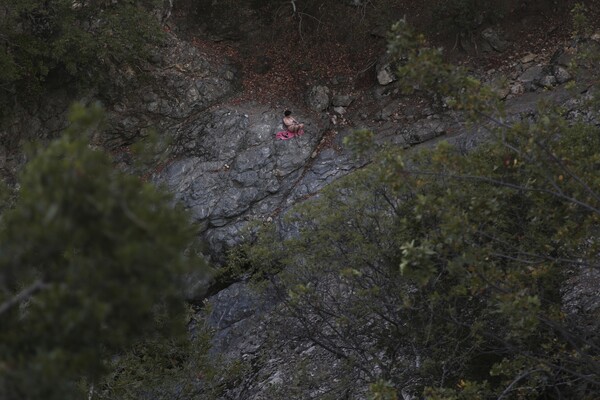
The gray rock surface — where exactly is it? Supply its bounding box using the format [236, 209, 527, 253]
[481, 27, 511, 52]
[105, 35, 238, 147]
[518, 65, 545, 91]
[155, 105, 347, 259]
[202, 279, 371, 400]
[333, 106, 347, 115]
[550, 48, 574, 67]
[554, 65, 572, 84]
[207, 281, 278, 357]
[376, 54, 398, 85]
[332, 94, 354, 107]
[305, 85, 331, 111]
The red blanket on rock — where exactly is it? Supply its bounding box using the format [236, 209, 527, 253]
[276, 129, 304, 140]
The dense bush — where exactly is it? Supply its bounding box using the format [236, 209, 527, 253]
[232, 16, 600, 399]
[0, 0, 164, 104]
[0, 104, 201, 400]
[432, 0, 568, 35]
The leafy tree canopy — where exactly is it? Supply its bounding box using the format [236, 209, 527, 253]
[0, 0, 164, 104]
[0, 103, 200, 400]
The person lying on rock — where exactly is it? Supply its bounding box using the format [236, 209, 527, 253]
[283, 110, 304, 133]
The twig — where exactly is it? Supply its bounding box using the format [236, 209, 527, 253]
[357, 58, 378, 75]
[297, 11, 323, 26]
[404, 169, 600, 215]
[0, 279, 46, 316]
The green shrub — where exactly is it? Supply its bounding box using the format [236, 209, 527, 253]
[432, 0, 508, 35]
[0, 0, 164, 105]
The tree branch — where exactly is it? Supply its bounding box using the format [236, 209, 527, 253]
[0, 279, 46, 316]
[404, 169, 600, 215]
[497, 369, 545, 400]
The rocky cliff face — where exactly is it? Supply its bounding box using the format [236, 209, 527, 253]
[2, 10, 599, 396]
[188, 39, 600, 400]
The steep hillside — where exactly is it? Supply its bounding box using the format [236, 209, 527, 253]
[158, 2, 600, 400]
[170, 0, 584, 104]
[1, 1, 600, 399]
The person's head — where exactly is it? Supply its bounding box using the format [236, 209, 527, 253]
[284, 110, 292, 116]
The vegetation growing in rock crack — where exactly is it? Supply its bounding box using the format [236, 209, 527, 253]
[230, 15, 600, 400]
[1, 1, 600, 399]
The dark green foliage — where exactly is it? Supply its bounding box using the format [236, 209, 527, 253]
[388, 19, 500, 113]
[96, 313, 211, 400]
[0, 104, 200, 400]
[0, 0, 163, 105]
[571, 2, 593, 38]
[431, 0, 565, 35]
[432, 0, 507, 34]
[241, 112, 600, 398]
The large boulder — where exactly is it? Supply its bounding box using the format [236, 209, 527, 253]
[539, 74, 557, 89]
[550, 48, 574, 67]
[518, 65, 545, 91]
[481, 27, 511, 52]
[553, 66, 572, 84]
[403, 117, 448, 144]
[305, 85, 331, 111]
[376, 54, 397, 85]
[332, 94, 354, 107]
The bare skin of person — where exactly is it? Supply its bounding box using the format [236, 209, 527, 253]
[283, 110, 304, 132]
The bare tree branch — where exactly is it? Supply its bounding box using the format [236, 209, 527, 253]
[0, 279, 46, 316]
[497, 369, 545, 400]
[404, 169, 600, 215]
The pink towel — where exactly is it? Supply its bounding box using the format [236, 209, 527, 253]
[276, 129, 304, 140]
